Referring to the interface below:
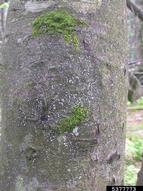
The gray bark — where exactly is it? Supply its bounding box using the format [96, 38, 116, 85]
[137, 161, 143, 185]
[0, 0, 128, 191]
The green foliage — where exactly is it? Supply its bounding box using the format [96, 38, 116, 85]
[136, 97, 143, 106]
[133, 138, 143, 161]
[125, 100, 143, 185]
[127, 96, 143, 110]
[124, 135, 143, 185]
[55, 105, 88, 134]
[126, 136, 143, 161]
[0, 2, 9, 9]
[124, 165, 138, 185]
[127, 101, 131, 106]
[32, 9, 86, 50]
[125, 139, 137, 162]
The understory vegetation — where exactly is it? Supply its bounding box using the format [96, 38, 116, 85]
[125, 97, 143, 185]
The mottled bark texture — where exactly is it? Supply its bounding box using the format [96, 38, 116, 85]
[0, 0, 128, 191]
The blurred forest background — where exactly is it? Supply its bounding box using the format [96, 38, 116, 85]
[126, 0, 143, 185]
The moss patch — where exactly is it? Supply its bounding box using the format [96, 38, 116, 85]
[55, 105, 88, 134]
[32, 9, 86, 50]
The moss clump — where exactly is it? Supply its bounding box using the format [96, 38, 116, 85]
[32, 9, 86, 50]
[55, 105, 88, 134]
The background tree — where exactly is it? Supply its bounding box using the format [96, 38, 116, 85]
[127, 0, 143, 85]
[127, 0, 143, 102]
[0, 0, 128, 190]
[137, 161, 143, 185]
[127, 0, 143, 185]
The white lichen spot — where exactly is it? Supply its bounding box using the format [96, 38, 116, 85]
[68, 79, 73, 84]
[67, 168, 71, 172]
[53, 105, 56, 110]
[90, 151, 99, 161]
[17, 38, 22, 44]
[79, 176, 82, 180]
[72, 127, 79, 136]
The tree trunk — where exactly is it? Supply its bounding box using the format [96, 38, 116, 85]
[127, 0, 143, 86]
[0, 0, 128, 191]
[137, 160, 143, 185]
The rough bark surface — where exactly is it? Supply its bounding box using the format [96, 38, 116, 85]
[0, 1, 128, 191]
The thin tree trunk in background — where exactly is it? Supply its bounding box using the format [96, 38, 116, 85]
[137, 160, 143, 185]
[0, 0, 128, 191]
[127, 0, 143, 88]
[127, 0, 143, 21]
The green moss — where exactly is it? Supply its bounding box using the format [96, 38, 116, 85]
[32, 9, 86, 50]
[126, 135, 143, 161]
[55, 105, 88, 134]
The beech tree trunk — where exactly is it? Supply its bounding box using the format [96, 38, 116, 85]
[0, 1, 128, 191]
